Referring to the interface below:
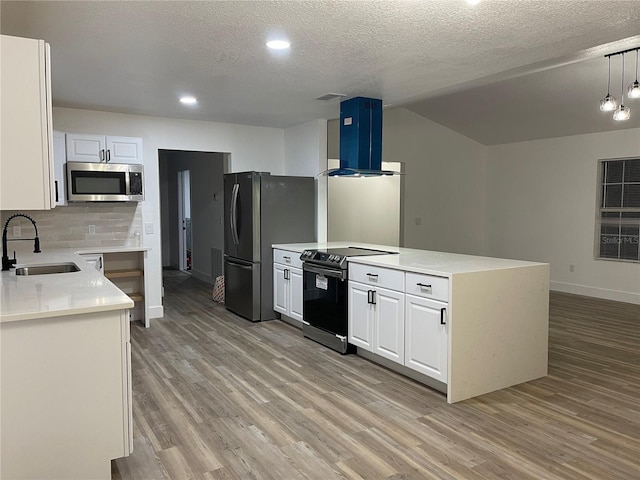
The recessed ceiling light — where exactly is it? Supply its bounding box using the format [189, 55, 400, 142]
[180, 96, 197, 105]
[466, 0, 481, 4]
[266, 40, 290, 50]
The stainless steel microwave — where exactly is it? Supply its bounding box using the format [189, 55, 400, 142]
[66, 161, 144, 202]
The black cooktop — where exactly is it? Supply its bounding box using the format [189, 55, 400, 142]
[300, 247, 398, 269]
[320, 247, 397, 257]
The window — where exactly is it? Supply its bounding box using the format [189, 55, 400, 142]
[597, 158, 640, 262]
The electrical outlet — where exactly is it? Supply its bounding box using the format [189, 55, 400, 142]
[144, 223, 154, 234]
[415, 217, 422, 226]
[13, 225, 21, 237]
[569, 264, 575, 273]
[88, 225, 96, 235]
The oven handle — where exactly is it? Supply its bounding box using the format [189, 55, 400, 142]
[303, 262, 346, 280]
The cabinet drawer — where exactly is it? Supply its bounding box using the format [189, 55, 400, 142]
[406, 272, 449, 302]
[273, 249, 303, 269]
[349, 263, 404, 292]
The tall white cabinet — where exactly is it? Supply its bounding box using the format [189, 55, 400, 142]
[0, 34, 55, 210]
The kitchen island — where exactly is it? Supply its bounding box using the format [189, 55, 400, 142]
[0, 249, 135, 479]
[273, 242, 550, 403]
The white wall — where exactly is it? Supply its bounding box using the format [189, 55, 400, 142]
[284, 119, 328, 242]
[383, 108, 488, 255]
[53, 107, 287, 320]
[486, 128, 640, 304]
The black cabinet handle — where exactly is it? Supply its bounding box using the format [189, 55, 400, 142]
[106, 149, 111, 163]
[367, 290, 372, 304]
[284, 268, 289, 280]
[371, 290, 377, 305]
[54, 180, 59, 203]
[366, 273, 378, 277]
[440, 307, 446, 325]
[99, 149, 105, 162]
[417, 283, 432, 288]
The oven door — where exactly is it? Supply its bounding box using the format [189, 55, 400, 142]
[302, 263, 348, 336]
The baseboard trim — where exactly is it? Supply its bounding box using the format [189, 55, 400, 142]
[191, 270, 214, 286]
[148, 305, 164, 319]
[550, 281, 640, 305]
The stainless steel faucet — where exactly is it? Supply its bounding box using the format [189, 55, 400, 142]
[2, 214, 41, 271]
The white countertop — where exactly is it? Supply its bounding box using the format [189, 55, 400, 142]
[272, 242, 547, 277]
[0, 246, 147, 324]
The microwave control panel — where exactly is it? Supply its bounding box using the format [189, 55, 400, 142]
[130, 172, 143, 195]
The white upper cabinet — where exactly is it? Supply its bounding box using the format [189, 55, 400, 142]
[0, 35, 55, 210]
[66, 134, 143, 164]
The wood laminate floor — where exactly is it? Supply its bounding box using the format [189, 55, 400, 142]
[112, 271, 640, 480]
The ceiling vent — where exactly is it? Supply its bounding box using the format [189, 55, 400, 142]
[316, 93, 347, 101]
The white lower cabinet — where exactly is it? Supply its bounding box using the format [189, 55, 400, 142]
[289, 267, 304, 321]
[348, 281, 374, 351]
[348, 280, 405, 364]
[405, 294, 448, 383]
[349, 263, 449, 382]
[273, 249, 304, 324]
[372, 286, 405, 363]
[0, 309, 132, 479]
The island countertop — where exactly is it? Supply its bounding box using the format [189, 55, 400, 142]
[0, 246, 148, 324]
[272, 242, 547, 277]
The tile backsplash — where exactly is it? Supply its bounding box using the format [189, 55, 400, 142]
[1, 204, 143, 253]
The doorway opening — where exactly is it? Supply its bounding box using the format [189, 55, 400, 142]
[158, 150, 230, 285]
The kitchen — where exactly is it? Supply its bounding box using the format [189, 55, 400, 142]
[2, 1, 640, 479]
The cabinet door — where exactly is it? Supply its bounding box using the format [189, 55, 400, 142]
[289, 267, 304, 322]
[0, 35, 54, 211]
[273, 263, 288, 316]
[106, 136, 143, 164]
[348, 282, 373, 351]
[373, 287, 405, 364]
[405, 295, 448, 382]
[53, 131, 67, 206]
[66, 134, 106, 162]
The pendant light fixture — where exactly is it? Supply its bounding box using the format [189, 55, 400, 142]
[600, 56, 618, 112]
[613, 53, 630, 121]
[628, 49, 640, 99]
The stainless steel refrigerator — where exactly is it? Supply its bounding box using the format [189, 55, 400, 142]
[224, 172, 316, 321]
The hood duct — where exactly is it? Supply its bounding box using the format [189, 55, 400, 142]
[328, 96, 395, 177]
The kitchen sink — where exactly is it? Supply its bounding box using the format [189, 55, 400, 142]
[15, 263, 81, 276]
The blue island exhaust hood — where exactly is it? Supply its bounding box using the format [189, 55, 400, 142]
[328, 96, 395, 177]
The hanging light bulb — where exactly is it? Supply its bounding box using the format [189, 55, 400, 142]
[628, 49, 640, 99]
[600, 56, 618, 111]
[613, 53, 630, 121]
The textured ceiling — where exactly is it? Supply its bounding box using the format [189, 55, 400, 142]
[1, 0, 640, 144]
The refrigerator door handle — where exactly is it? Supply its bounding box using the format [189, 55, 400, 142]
[225, 258, 254, 270]
[230, 183, 240, 245]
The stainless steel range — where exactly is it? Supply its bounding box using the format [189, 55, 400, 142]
[300, 247, 397, 354]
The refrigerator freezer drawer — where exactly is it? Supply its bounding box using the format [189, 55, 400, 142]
[224, 256, 261, 321]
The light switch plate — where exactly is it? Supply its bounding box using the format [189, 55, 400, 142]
[144, 223, 154, 234]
